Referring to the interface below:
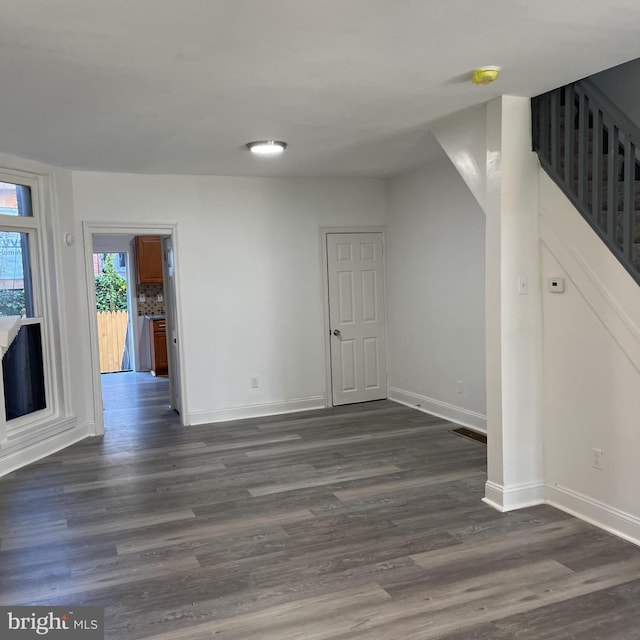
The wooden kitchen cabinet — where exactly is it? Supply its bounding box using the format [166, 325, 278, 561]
[136, 236, 163, 284]
[150, 319, 168, 377]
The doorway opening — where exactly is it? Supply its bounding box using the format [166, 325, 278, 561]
[86, 225, 183, 435]
[93, 251, 133, 373]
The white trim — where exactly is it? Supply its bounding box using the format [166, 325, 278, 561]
[47, 171, 74, 421]
[0, 168, 67, 442]
[0, 316, 21, 351]
[0, 420, 90, 478]
[546, 484, 640, 548]
[481, 481, 640, 546]
[482, 479, 546, 512]
[320, 226, 388, 408]
[389, 387, 487, 433]
[3, 415, 77, 449]
[188, 396, 326, 426]
[82, 221, 187, 434]
[0, 317, 20, 443]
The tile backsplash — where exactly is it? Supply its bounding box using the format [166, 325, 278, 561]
[137, 283, 165, 316]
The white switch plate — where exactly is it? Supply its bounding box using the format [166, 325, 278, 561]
[592, 448, 603, 470]
[138, 294, 146, 303]
[518, 277, 528, 295]
[157, 294, 164, 302]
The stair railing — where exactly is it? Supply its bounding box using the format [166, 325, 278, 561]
[532, 78, 640, 285]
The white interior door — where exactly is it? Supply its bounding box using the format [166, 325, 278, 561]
[327, 232, 386, 405]
[162, 237, 181, 414]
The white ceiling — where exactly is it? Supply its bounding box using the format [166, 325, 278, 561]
[1, 0, 640, 177]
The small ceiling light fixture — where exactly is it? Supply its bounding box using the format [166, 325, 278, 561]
[471, 66, 501, 86]
[246, 140, 287, 155]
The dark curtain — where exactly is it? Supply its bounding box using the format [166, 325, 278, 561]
[3, 324, 46, 420]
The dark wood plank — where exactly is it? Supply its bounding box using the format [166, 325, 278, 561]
[0, 371, 639, 640]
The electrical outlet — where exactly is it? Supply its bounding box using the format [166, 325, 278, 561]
[592, 448, 603, 470]
[250, 377, 259, 389]
[138, 293, 146, 303]
[457, 381, 464, 394]
[157, 294, 163, 302]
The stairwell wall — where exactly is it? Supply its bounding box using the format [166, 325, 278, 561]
[590, 58, 640, 127]
[540, 170, 640, 544]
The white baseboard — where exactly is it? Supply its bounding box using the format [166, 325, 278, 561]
[389, 387, 486, 433]
[546, 484, 640, 547]
[188, 396, 326, 426]
[482, 480, 546, 512]
[483, 481, 640, 546]
[0, 421, 92, 478]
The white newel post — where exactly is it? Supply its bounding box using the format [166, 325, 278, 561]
[0, 316, 22, 443]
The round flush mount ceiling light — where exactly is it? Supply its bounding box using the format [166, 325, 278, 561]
[471, 66, 501, 85]
[246, 140, 287, 155]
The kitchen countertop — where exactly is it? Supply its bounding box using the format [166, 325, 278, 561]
[144, 315, 165, 320]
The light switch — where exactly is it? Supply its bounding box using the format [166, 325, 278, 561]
[518, 277, 528, 295]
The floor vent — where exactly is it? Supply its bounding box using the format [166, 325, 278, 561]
[451, 427, 487, 445]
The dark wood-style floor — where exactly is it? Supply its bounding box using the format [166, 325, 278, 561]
[1, 373, 640, 639]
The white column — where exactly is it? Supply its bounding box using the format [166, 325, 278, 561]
[433, 96, 544, 511]
[485, 96, 544, 509]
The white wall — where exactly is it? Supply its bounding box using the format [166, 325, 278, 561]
[386, 154, 486, 430]
[590, 58, 640, 126]
[72, 172, 387, 424]
[430, 104, 487, 212]
[540, 171, 640, 543]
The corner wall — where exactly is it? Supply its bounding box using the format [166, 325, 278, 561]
[386, 154, 486, 430]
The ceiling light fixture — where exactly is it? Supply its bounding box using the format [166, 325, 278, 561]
[471, 66, 501, 85]
[246, 140, 287, 155]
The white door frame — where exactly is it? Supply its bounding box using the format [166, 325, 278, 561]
[320, 226, 388, 407]
[161, 236, 181, 414]
[82, 221, 188, 435]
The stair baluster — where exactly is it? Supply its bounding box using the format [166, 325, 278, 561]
[533, 79, 640, 284]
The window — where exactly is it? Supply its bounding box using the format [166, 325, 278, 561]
[0, 231, 34, 317]
[0, 181, 33, 217]
[0, 175, 50, 426]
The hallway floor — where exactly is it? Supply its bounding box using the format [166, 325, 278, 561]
[1, 375, 639, 639]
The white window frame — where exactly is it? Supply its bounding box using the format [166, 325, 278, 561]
[0, 169, 60, 442]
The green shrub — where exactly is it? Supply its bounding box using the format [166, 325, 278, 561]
[0, 289, 25, 316]
[95, 254, 127, 312]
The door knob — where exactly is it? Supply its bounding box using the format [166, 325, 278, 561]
[333, 329, 341, 337]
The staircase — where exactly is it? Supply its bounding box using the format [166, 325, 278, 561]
[532, 79, 640, 285]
